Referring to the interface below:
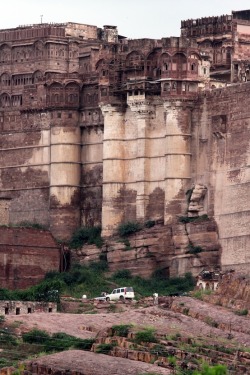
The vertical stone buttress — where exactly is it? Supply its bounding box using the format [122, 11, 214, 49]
[164, 100, 193, 223]
[128, 100, 155, 221]
[49, 117, 81, 240]
[101, 104, 125, 236]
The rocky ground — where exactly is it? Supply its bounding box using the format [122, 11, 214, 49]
[5, 297, 250, 346]
[3, 294, 250, 374]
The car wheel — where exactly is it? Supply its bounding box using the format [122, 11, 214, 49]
[119, 295, 124, 301]
[106, 297, 110, 302]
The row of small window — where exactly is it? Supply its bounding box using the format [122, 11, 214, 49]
[0, 95, 22, 107]
[191, 24, 231, 35]
[47, 93, 79, 104]
[50, 112, 73, 119]
[81, 111, 100, 122]
[162, 82, 194, 92]
[1, 27, 65, 41]
[0, 49, 77, 62]
[127, 82, 196, 94]
[4, 307, 53, 315]
[0, 72, 43, 86]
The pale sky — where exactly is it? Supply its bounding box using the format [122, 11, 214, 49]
[1, 0, 250, 39]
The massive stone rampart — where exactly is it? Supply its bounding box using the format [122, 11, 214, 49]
[0, 227, 60, 289]
[192, 83, 250, 272]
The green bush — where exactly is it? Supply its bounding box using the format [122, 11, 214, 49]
[152, 268, 168, 280]
[95, 343, 115, 354]
[44, 332, 94, 352]
[22, 330, 95, 353]
[1, 262, 195, 303]
[134, 328, 158, 344]
[0, 358, 13, 368]
[187, 244, 203, 254]
[69, 226, 103, 249]
[167, 356, 177, 366]
[117, 221, 142, 237]
[0, 330, 18, 345]
[234, 309, 248, 316]
[74, 338, 95, 350]
[112, 269, 132, 279]
[193, 363, 228, 375]
[22, 329, 50, 344]
[122, 238, 131, 250]
[192, 289, 212, 300]
[150, 344, 167, 356]
[179, 215, 209, 224]
[144, 220, 156, 228]
[0, 278, 64, 302]
[112, 324, 132, 337]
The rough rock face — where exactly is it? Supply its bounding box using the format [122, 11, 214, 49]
[22, 350, 171, 375]
[187, 184, 207, 217]
[203, 273, 250, 311]
[72, 218, 220, 277]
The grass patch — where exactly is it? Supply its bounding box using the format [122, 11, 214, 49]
[205, 317, 219, 328]
[16, 221, 47, 230]
[111, 324, 132, 337]
[187, 244, 203, 254]
[22, 329, 95, 352]
[192, 289, 213, 300]
[134, 328, 158, 344]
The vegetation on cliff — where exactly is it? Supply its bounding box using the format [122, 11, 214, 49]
[0, 262, 195, 301]
[69, 226, 103, 248]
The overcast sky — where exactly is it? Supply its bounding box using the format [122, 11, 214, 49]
[1, 0, 250, 39]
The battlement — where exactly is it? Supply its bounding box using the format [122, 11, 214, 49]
[0, 22, 98, 42]
[232, 9, 250, 21]
[181, 14, 232, 38]
[181, 10, 250, 39]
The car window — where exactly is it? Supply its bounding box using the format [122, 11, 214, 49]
[112, 289, 116, 294]
[117, 289, 120, 293]
[121, 288, 124, 292]
[126, 287, 133, 292]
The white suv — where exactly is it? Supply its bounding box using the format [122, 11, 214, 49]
[105, 287, 134, 301]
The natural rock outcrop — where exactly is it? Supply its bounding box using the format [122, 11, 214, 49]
[71, 218, 220, 277]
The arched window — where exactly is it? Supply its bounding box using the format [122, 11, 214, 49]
[1, 73, 11, 87]
[172, 53, 187, 72]
[125, 51, 144, 69]
[65, 82, 79, 105]
[163, 83, 170, 92]
[48, 82, 64, 105]
[0, 93, 11, 107]
[33, 70, 43, 83]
